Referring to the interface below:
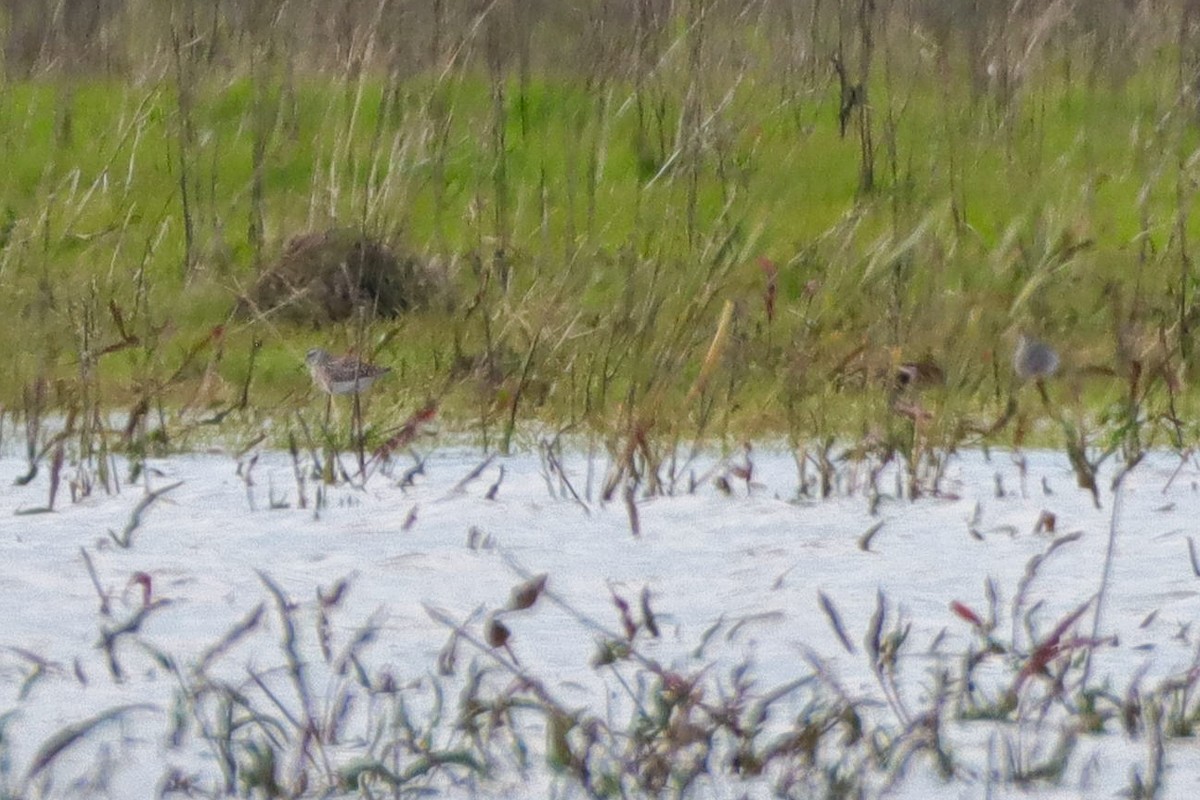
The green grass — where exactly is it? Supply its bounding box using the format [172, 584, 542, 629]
[2, 30, 1200, 453]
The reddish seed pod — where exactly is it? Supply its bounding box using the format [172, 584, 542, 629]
[486, 617, 511, 649]
[129, 572, 153, 609]
[509, 574, 548, 611]
[950, 600, 983, 628]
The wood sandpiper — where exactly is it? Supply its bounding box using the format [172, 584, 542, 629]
[1012, 334, 1059, 381]
[305, 348, 391, 396]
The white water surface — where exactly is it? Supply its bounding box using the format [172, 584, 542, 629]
[0, 444, 1198, 798]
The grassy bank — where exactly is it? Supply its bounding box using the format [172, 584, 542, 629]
[1, 2, 1199, 463]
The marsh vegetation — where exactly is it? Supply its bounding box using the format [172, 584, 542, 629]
[3, 1, 1200, 796]
[0, 0, 1195, 455]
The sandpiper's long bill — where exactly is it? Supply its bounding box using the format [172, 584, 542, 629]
[305, 347, 391, 395]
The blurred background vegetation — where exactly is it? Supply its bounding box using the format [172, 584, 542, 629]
[1, 0, 1199, 451]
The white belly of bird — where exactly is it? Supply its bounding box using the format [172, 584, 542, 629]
[327, 374, 381, 395]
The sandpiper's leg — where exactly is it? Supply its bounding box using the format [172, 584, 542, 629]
[1036, 378, 1052, 411]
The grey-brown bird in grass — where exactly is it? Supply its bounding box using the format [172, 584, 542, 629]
[1013, 334, 1060, 382]
[305, 348, 391, 396]
[889, 356, 942, 425]
[895, 356, 945, 391]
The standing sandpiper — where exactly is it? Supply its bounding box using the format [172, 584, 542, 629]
[1012, 334, 1059, 382]
[305, 348, 391, 396]
[1012, 332, 1060, 413]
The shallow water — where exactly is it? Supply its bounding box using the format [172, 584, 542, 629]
[0, 445, 1197, 798]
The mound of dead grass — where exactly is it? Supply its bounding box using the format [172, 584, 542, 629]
[238, 229, 451, 326]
